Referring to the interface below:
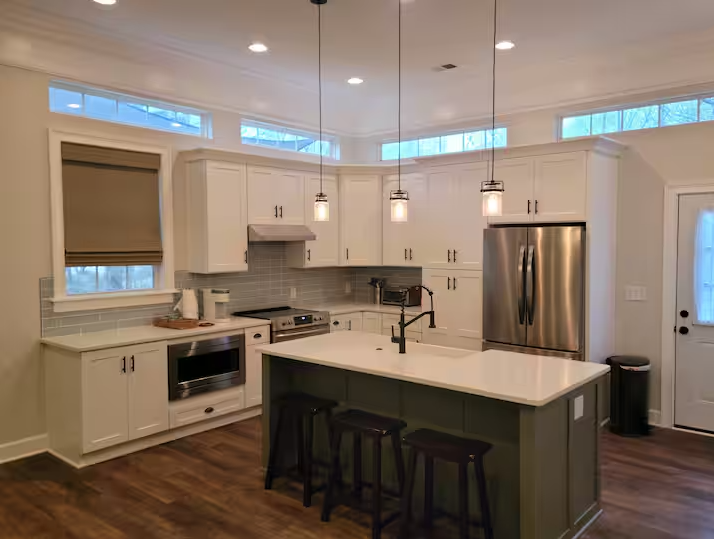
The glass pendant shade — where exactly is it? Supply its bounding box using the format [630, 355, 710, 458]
[390, 189, 409, 223]
[314, 193, 329, 222]
[481, 180, 504, 217]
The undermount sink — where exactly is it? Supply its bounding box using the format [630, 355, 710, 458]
[406, 342, 475, 359]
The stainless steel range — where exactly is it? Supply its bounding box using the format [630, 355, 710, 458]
[232, 306, 331, 343]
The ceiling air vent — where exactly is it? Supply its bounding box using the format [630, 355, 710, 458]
[433, 63, 458, 72]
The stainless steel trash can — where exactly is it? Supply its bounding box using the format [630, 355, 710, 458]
[607, 355, 650, 437]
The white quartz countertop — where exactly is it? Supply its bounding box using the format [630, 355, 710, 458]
[256, 332, 609, 407]
[298, 302, 422, 316]
[41, 317, 269, 353]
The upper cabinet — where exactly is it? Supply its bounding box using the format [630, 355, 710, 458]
[247, 166, 305, 225]
[382, 173, 427, 267]
[286, 174, 340, 268]
[186, 160, 248, 274]
[488, 152, 587, 225]
[423, 162, 488, 270]
[340, 174, 382, 266]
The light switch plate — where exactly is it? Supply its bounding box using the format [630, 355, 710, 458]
[574, 395, 584, 421]
[625, 285, 647, 302]
[290, 287, 297, 300]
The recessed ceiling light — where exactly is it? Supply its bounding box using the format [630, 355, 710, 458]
[93, 0, 117, 5]
[347, 77, 364, 85]
[171, 122, 182, 127]
[249, 43, 269, 53]
[495, 40, 515, 50]
[67, 103, 82, 109]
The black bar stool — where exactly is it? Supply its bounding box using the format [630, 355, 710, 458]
[321, 409, 407, 539]
[399, 429, 494, 539]
[264, 392, 338, 507]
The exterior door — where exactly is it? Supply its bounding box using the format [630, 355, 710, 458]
[305, 175, 339, 267]
[488, 158, 534, 225]
[533, 152, 587, 223]
[525, 226, 584, 352]
[675, 194, 714, 432]
[483, 227, 528, 346]
[128, 343, 169, 441]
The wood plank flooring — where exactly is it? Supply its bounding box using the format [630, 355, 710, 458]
[1, 417, 713, 538]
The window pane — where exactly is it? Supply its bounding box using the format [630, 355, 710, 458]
[418, 137, 440, 156]
[127, 266, 154, 290]
[241, 125, 259, 139]
[85, 95, 117, 120]
[561, 115, 591, 138]
[661, 100, 698, 126]
[701, 98, 714, 122]
[591, 111, 621, 135]
[118, 101, 148, 124]
[464, 131, 485, 150]
[50, 87, 83, 114]
[381, 142, 399, 161]
[98, 266, 127, 292]
[492, 127, 508, 148]
[622, 105, 659, 131]
[695, 211, 714, 324]
[65, 267, 97, 295]
[441, 134, 464, 154]
[399, 140, 419, 159]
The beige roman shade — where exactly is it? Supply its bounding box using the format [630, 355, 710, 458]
[62, 142, 163, 267]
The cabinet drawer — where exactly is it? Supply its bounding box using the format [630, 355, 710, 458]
[169, 387, 245, 429]
[382, 314, 422, 332]
[246, 326, 270, 345]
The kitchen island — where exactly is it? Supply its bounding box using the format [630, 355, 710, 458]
[257, 332, 610, 539]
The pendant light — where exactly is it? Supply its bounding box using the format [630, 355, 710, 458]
[389, 0, 409, 223]
[480, 0, 504, 217]
[312, 0, 329, 222]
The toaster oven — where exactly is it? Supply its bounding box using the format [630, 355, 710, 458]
[382, 285, 422, 307]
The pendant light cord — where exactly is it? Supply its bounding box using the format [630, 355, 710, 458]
[489, 0, 497, 185]
[397, 0, 402, 191]
[318, 3, 324, 195]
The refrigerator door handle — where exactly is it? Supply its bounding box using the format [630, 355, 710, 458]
[526, 245, 535, 325]
[517, 245, 526, 325]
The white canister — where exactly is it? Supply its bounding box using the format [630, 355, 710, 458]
[180, 289, 199, 320]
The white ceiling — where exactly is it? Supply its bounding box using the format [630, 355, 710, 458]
[4, 0, 714, 135]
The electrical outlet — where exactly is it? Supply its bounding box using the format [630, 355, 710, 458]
[290, 287, 297, 300]
[345, 281, 352, 294]
[574, 395, 584, 421]
[625, 285, 647, 302]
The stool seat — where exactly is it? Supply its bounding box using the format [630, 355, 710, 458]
[332, 409, 407, 436]
[275, 392, 338, 415]
[403, 429, 492, 463]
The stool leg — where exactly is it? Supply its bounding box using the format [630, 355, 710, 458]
[474, 459, 494, 539]
[321, 427, 343, 522]
[302, 414, 314, 508]
[372, 436, 383, 539]
[458, 462, 469, 539]
[295, 411, 305, 478]
[353, 433, 363, 500]
[265, 404, 286, 490]
[391, 432, 405, 495]
[399, 447, 418, 539]
[424, 455, 434, 529]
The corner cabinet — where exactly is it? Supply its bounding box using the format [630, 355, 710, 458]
[186, 161, 249, 274]
[286, 174, 340, 268]
[340, 174, 382, 266]
[382, 173, 427, 267]
[247, 166, 305, 225]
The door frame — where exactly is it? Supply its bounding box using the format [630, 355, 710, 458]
[661, 182, 714, 429]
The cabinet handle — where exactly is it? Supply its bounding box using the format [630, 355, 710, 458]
[205, 407, 215, 414]
[447, 277, 451, 290]
[254, 333, 262, 339]
[528, 200, 531, 214]
[274, 205, 278, 218]
[131, 355, 135, 372]
[348, 320, 352, 330]
[244, 250, 248, 264]
[307, 249, 311, 262]
[447, 250, 452, 263]
[346, 248, 349, 261]
[121, 357, 126, 374]
[453, 278, 458, 290]
[404, 248, 408, 261]
[535, 200, 539, 214]
[409, 248, 413, 261]
[453, 250, 457, 263]
[333, 321, 340, 326]
[279, 206, 283, 218]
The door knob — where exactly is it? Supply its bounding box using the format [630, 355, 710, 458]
[679, 326, 689, 335]
[680, 310, 689, 318]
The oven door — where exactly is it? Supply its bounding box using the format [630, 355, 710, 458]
[272, 325, 330, 343]
[168, 334, 246, 400]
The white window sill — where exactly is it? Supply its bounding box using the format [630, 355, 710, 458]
[50, 289, 178, 313]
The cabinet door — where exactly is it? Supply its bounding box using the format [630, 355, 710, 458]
[348, 314, 363, 331]
[247, 166, 280, 224]
[245, 344, 262, 408]
[305, 175, 339, 267]
[450, 271, 483, 341]
[421, 269, 453, 336]
[488, 157, 535, 224]
[128, 343, 169, 441]
[533, 152, 587, 222]
[383, 173, 427, 267]
[452, 163, 488, 270]
[276, 171, 306, 225]
[340, 175, 382, 266]
[424, 169, 458, 268]
[362, 312, 382, 334]
[205, 162, 248, 273]
[82, 349, 129, 453]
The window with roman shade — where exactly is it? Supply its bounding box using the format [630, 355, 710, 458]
[61, 142, 163, 268]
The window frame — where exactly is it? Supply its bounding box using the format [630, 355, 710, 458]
[50, 81, 213, 139]
[48, 129, 176, 313]
[240, 119, 340, 160]
[379, 126, 508, 161]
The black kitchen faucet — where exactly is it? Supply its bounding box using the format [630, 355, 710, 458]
[391, 285, 436, 354]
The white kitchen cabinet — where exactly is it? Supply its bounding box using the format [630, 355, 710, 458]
[247, 166, 305, 225]
[422, 269, 482, 350]
[186, 160, 248, 274]
[340, 175, 382, 266]
[487, 158, 534, 225]
[286, 174, 339, 268]
[331, 313, 363, 332]
[382, 313, 422, 342]
[362, 312, 382, 334]
[82, 342, 168, 453]
[383, 173, 427, 266]
[245, 326, 270, 408]
[424, 163, 488, 270]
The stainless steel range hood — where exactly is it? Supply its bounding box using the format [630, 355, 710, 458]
[248, 224, 317, 242]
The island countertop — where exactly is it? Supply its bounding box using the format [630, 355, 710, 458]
[256, 331, 610, 407]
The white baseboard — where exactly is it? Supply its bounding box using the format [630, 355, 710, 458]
[0, 434, 48, 464]
[649, 409, 662, 426]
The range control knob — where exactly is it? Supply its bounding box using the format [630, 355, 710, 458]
[281, 321, 287, 327]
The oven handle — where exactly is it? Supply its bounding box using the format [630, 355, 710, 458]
[273, 326, 330, 341]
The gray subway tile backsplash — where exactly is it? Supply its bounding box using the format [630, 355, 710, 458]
[40, 243, 422, 337]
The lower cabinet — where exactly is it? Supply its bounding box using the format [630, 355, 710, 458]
[169, 387, 245, 429]
[382, 313, 422, 342]
[362, 312, 382, 334]
[245, 326, 270, 408]
[331, 313, 363, 332]
[82, 342, 169, 453]
[421, 269, 483, 350]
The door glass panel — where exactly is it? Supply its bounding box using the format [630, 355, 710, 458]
[695, 210, 714, 324]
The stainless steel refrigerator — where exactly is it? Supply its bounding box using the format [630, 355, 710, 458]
[483, 225, 585, 360]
